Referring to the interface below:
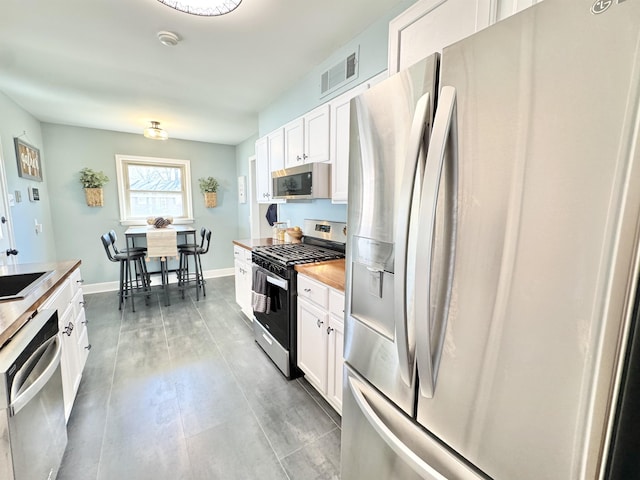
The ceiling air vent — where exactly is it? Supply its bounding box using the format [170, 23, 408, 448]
[320, 50, 359, 97]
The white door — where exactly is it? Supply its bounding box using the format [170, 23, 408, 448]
[0, 138, 16, 265]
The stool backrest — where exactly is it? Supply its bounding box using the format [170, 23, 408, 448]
[200, 229, 212, 255]
[101, 233, 117, 262]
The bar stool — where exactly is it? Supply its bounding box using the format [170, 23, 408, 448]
[101, 233, 148, 312]
[109, 229, 148, 288]
[177, 228, 211, 300]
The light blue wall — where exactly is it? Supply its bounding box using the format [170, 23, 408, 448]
[253, 0, 417, 235]
[42, 123, 239, 285]
[0, 92, 57, 263]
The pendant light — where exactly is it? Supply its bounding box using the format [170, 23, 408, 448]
[156, 0, 242, 17]
[144, 121, 169, 140]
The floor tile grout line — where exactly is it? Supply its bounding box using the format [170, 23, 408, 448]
[277, 425, 341, 462]
[191, 286, 293, 480]
[92, 295, 127, 480]
[296, 377, 343, 430]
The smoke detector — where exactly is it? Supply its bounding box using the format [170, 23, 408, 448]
[157, 31, 180, 47]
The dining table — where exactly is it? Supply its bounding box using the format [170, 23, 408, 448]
[124, 224, 197, 305]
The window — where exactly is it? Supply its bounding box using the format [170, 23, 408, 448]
[115, 155, 193, 225]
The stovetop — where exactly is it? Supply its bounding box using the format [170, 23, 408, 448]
[253, 243, 344, 267]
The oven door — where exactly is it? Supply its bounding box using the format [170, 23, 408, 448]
[252, 264, 295, 377]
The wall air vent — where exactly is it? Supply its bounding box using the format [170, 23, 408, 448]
[320, 49, 359, 97]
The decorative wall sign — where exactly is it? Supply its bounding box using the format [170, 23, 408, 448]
[14, 137, 42, 181]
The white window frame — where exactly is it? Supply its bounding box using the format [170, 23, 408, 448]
[115, 154, 194, 226]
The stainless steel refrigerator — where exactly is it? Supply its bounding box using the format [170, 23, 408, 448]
[342, 0, 640, 479]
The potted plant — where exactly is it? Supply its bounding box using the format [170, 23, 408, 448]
[79, 167, 109, 207]
[198, 176, 219, 208]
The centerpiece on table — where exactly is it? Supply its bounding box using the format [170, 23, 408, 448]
[198, 176, 219, 208]
[79, 167, 109, 207]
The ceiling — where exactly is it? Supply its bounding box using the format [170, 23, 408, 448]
[0, 0, 407, 145]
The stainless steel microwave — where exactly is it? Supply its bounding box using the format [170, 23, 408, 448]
[272, 163, 330, 200]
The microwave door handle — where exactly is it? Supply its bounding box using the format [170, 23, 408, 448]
[394, 92, 431, 387]
[415, 86, 458, 398]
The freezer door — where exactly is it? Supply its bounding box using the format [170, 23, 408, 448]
[345, 54, 438, 415]
[415, 1, 640, 479]
[341, 366, 487, 480]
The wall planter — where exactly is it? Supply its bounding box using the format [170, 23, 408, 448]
[199, 177, 219, 208]
[84, 187, 104, 207]
[204, 191, 217, 208]
[79, 168, 109, 207]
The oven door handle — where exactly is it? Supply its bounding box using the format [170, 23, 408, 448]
[266, 274, 288, 290]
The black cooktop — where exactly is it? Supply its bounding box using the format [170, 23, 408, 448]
[253, 242, 344, 267]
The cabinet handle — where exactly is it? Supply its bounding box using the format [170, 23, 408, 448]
[296, 155, 302, 161]
[76, 279, 85, 284]
[304, 288, 311, 293]
[85, 344, 92, 350]
[82, 319, 88, 325]
[303, 153, 308, 160]
[79, 301, 86, 307]
[316, 318, 324, 328]
[327, 326, 334, 335]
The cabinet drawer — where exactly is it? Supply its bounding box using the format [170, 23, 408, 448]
[329, 289, 345, 321]
[234, 245, 252, 263]
[298, 274, 329, 309]
[42, 278, 72, 318]
[69, 267, 84, 297]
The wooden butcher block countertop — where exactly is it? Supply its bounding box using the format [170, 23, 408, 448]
[0, 260, 81, 348]
[295, 259, 346, 292]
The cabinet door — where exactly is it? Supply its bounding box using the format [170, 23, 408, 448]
[234, 258, 245, 307]
[255, 136, 277, 204]
[297, 298, 328, 391]
[284, 118, 305, 168]
[304, 104, 330, 163]
[75, 306, 90, 376]
[241, 263, 253, 320]
[327, 314, 344, 414]
[268, 128, 285, 172]
[330, 83, 368, 203]
[58, 302, 79, 422]
[388, 0, 494, 74]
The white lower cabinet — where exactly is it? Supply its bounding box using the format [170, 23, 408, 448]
[297, 273, 344, 413]
[42, 265, 90, 422]
[234, 245, 253, 319]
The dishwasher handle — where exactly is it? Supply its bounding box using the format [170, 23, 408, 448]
[10, 335, 62, 416]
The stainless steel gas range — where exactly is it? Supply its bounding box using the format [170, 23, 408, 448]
[251, 219, 346, 378]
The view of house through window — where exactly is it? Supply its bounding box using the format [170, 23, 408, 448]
[115, 155, 193, 224]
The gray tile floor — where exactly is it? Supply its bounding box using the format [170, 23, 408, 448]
[57, 276, 341, 480]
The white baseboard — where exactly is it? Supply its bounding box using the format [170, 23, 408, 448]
[82, 268, 235, 294]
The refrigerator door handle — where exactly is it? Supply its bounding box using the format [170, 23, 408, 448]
[348, 374, 447, 480]
[394, 92, 431, 386]
[415, 86, 458, 398]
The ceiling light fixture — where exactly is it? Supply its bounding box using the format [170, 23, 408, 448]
[156, 0, 242, 17]
[144, 121, 169, 140]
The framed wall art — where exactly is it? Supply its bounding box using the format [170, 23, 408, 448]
[14, 137, 42, 181]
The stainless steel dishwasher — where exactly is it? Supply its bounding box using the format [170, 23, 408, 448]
[0, 309, 67, 480]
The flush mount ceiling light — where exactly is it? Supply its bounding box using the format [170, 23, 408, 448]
[156, 0, 242, 16]
[144, 121, 169, 140]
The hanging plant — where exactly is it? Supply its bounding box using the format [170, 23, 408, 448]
[79, 168, 109, 207]
[198, 176, 219, 208]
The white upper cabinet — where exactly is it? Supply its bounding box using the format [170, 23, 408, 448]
[284, 118, 305, 168]
[388, 0, 495, 75]
[388, 0, 543, 75]
[255, 135, 284, 204]
[284, 104, 330, 168]
[330, 82, 369, 204]
[304, 104, 330, 164]
[268, 128, 285, 172]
